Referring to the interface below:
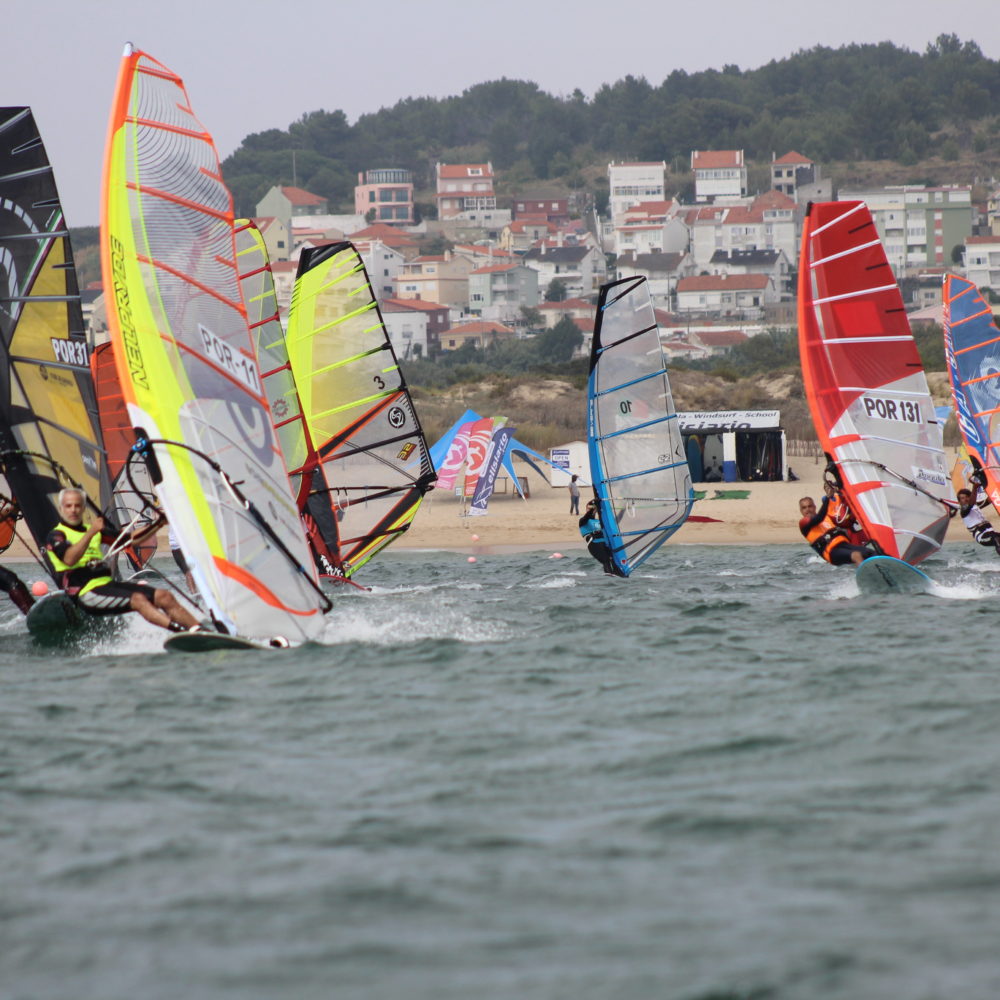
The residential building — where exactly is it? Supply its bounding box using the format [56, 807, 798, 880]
[381, 297, 450, 355]
[252, 216, 290, 263]
[353, 239, 406, 301]
[354, 169, 414, 226]
[468, 262, 539, 317]
[675, 273, 778, 318]
[613, 199, 688, 257]
[708, 248, 793, 298]
[685, 190, 798, 271]
[692, 329, 750, 355]
[435, 163, 496, 220]
[347, 222, 420, 258]
[440, 319, 516, 351]
[607, 161, 666, 227]
[256, 185, 329, 222]
[614, 251, 691, 311]
[770, 151, 821, 200]
[521, 244, 606, 299]
[537, 297, 596, 330]
[691, 150, 747, 203]
[511, 195, 570, 225]
[964, 235, 1000, 293]
[988, 185, 1000, 236]
[839, 185, 974, 274]
[396, 251, 473, 307]
[500, 218, 557, 253]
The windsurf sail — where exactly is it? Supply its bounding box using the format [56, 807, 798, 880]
[100, 45, 328, 641]
[587, 275, 693, 575]
[0, 106, 115, 561]
[284, 240, 435, 576]
[798, 200, 949, 564]
[90, 341, 157, 567]
[233, 219, 339, 577]
[943, 274, 1000, 513]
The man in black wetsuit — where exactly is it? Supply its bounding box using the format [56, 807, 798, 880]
[578, 498, 625, 576]
[0, 498, 34, 615]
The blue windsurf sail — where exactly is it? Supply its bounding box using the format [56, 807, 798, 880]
[586, 275, 692, 575]
[943, 273, 1000, 513]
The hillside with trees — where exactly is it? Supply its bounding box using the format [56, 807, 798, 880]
[220, 35, 1000, 217]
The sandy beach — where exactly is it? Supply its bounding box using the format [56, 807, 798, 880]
[2, 450, 976, 565]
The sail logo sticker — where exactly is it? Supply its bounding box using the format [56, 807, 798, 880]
[387, 406, 406, 429]
[198, 324, 261, 395]
[109, 236, 149, 391]
[911, 465, 948, 488]
[396, 442, 416, 461]
[50, 338, 89, 367]
[862, 396, 922, 423]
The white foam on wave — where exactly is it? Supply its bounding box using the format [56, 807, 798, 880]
[526, 575, 580, 589]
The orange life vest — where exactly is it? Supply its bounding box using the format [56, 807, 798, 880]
[800, 514, 848, 562]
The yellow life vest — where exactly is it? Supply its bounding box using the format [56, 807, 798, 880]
[46, 522, 113, 596]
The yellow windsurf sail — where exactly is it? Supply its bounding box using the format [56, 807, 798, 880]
[285, 241, 435, 577]
[100, 46, 327, 641]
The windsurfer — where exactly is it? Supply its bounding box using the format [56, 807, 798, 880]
[945, 475, 1000, 555]
[579, 498, 625, 576]
[798, 495, 876, 566]
[44, 488, 199, 632]
[0, 499, 34, 615]
[823, 480, 870, 546]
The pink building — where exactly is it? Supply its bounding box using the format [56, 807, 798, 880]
[354, 169, 414, 226]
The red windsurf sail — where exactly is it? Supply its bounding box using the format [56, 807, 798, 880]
[798, 201, 949, 564]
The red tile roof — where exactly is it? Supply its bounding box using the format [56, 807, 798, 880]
[281, 186, 327, 206]
[773, 151, 813, 165]
[539, 297, 593, 311]
[450, 320, 514, 334]
[438, 163, 494, 179]
[697, 329, 749, 347]
[691, 150, 743, 170]
[471, 263, 521, 274]
[677, 274, 770, 292]
[381, 297, 448, 312]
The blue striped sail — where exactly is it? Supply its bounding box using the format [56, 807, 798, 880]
[586, 276, 693, 575]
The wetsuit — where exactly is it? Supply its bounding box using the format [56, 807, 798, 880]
[800, 495, 874, 566]
[949, 488, 1000, 553]
[0, 503, 34, 614]
[579, 508, 624, 576]
[0, 564, 34, 615]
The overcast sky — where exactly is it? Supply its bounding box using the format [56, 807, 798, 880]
[5, 0, 999, 227]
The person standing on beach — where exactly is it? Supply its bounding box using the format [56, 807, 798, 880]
[569, 474, 581, 515]
[798, 494, 875, 566]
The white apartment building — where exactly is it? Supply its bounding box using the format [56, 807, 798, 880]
[964, 235, 1000, 293]
[607, 161, 666, 227]
[838, 185, 973, 275]
[691, 150, 747, 203]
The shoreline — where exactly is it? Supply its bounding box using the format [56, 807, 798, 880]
[2, 458, 978, 564]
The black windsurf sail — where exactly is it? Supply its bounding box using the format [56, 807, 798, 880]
[0, 106, 113, 561]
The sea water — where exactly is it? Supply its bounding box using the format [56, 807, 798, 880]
[2, 544, 1000, 1000]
